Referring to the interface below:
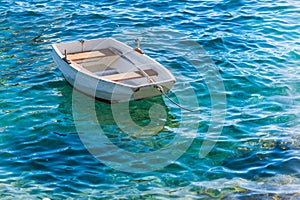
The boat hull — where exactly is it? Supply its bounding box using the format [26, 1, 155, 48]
[51, 38, 175, 103]
[52, 50, 174, 103]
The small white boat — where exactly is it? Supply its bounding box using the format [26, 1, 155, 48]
[51, 38, 176, 103]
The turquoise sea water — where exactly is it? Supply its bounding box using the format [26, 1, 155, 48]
[1, 0, 300, 199]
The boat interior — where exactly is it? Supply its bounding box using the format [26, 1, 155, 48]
[65, 48, 159, 85]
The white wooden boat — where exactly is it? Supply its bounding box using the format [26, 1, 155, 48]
[51, 38, 176, 103]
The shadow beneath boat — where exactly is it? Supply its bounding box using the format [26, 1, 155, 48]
[65, 81, 181, 153]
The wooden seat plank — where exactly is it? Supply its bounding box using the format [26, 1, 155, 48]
[101, 69, 158, 82]
[67, 49, 115, 61]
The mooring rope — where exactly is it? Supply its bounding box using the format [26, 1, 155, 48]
[155, 85, 200, 112]
[110, 47, 200, 112]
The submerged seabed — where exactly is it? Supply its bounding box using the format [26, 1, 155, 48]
[1, 0, 300, 199]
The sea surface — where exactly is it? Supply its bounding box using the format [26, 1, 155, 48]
[1, 0, 300, 199]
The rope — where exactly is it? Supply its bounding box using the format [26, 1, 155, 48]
[155, 85, 201, 112]
[109, 47, 156, 84]
[110, 47, 200, 112]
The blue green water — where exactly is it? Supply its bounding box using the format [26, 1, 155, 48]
[1, 0, 300, 199]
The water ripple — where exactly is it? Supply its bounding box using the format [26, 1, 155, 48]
[0, 0, 300, 198]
